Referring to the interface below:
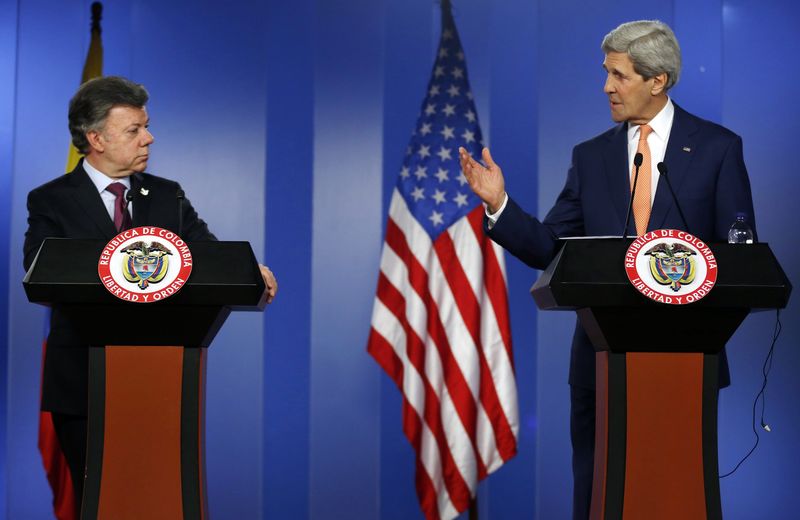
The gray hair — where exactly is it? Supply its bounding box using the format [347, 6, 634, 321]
[68, 76, 149, 154]
[601, 20, 681, 91]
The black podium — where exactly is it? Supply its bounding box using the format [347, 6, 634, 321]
[531, 238, 791, 520]
[24, 238, 266, 520]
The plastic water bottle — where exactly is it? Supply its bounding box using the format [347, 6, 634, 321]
[728, 213, 754, 244]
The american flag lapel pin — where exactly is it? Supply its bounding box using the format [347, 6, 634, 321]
[682, 146, 691, 153]
[140, 188, 149, 196]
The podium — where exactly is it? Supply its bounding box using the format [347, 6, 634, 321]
[531, 238, 791, 520]
[24, 238, 267, 520]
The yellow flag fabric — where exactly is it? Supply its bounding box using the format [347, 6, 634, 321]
[65, 19, 103, 173]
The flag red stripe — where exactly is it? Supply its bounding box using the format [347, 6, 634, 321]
[366, 329, 446, 520]
[375, 273, 473, 511]
[406, 399, 445, 520]
[384, 218, 488, 477]
[467, 209, 514, 366]
[467, 211, 517, 460]
[367, 327, 404, 387]
[432, 232, 518, 462]
[414, 456, 442, 520]
[467, 211, 517, 461]
[467, 206, 514, 362]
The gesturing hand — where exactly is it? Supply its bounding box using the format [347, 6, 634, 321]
[458, 146, 506, 213]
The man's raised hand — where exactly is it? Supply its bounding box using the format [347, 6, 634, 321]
[458, 146, 506, 213]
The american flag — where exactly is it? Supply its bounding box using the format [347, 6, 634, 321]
[367, 4, 519, 519]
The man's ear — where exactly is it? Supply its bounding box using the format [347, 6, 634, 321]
[85, 130, 105, 153]
[651, 72, 668, 96]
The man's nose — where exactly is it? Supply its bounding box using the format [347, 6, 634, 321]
[603, 76, 614, 94]
[142, 128, 154, 145]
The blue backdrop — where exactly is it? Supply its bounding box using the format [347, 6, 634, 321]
[0, 0, 797, 518]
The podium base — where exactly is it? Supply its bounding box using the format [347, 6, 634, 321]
[590, 351, 721, 520]
[82, 346, 208, 520]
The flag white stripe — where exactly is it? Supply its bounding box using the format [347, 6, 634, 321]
[424, 331, 478, 494]
[419, 423, 459, 520]
[483, 242, 519, 441]
[447, 216, 484, 298]
[371, 300, 426, 418]
[378, 244, 429, 347]
[491, 240, 508, 284]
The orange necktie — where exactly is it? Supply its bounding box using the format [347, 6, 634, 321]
[631, 124, 652, 236]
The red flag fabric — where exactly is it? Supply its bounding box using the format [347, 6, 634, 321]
[368, 5, 519, 519]
[38, 343, 77, 520]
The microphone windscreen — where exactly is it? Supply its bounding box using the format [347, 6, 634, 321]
[634, 152, 644, 167]
[657, 162, 668, 175]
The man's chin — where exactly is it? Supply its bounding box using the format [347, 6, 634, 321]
[609, 111, 626, 123]
[132, 161, 149, 173]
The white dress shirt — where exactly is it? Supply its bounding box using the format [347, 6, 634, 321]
[83, 158, 133, 221]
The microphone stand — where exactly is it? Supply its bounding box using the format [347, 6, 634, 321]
[176, 189, 185, 236]
[656, 162, 691, 234]
[621, 152, 643, 239]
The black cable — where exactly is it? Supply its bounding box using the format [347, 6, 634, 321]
[720, 309, 782, 478]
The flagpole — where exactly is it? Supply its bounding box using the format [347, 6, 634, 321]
[469, 497, 478, 520]
[91, 2, 103, 33]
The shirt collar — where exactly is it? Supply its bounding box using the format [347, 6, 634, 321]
[627, 97, 674, 142]
[82, 158, 131, 194]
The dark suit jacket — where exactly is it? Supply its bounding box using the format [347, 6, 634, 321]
[487, 103, 756, 390]
[23, 160, 216, 415]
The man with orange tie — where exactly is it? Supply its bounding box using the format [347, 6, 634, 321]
[459, 20, 756, 519]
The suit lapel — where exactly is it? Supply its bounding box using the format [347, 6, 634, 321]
[648, 104, 698, 230]
[130, 173, 152, 227]
[67, 162, 118, 239]
[602, 123, 632, 234]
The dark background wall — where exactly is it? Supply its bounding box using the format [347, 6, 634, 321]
[0, 0, 797, 518]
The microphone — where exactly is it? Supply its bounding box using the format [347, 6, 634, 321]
[125, 190, 134, 225]
[176, 188, 185, 236]
[621, 152, 643, 239]
[656, 162, 691, 234]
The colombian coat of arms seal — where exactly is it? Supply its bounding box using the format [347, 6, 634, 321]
[624, 229, 717, 305]
[97, 226, 193, 303]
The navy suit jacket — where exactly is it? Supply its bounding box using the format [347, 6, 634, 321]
[487, 103, 756, 390]
[23, 161, 216, 415]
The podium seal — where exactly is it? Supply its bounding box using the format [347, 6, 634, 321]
[97, 226, 193, 303]
[624, 229, 717, 305]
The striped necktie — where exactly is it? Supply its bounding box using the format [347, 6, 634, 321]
[632, 124, 653, 236]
